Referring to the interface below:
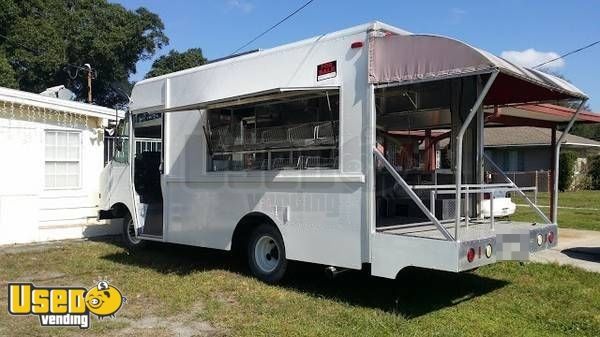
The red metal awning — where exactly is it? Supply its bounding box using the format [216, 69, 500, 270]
[369, 34, 588, 105]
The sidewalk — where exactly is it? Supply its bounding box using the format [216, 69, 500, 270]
[531, 228, 600, 272]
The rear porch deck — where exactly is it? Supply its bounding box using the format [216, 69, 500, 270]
[377, 219, 543, 241]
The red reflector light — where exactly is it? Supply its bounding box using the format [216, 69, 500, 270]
[467, 248, 475, 263]
[548, 231, 554, 244]
[351, 41, 364, 49]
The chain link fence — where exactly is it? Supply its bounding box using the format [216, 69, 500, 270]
[490, 170, 550, 192]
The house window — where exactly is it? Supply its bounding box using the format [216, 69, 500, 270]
[45, 130, 81, 188]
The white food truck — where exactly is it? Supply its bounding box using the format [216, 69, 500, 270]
[98, 22, 589, 283]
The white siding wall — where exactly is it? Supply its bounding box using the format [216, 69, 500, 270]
[0, 105, 119, 245]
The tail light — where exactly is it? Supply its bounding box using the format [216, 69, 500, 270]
[467, 248, 475, 263]
[483, 193, 491, 200]
[547, 231, 555, 244]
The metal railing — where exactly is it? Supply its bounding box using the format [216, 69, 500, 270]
[104, 136, 162, 166]
[374, 148, 454, 241]
[375, 147, 546, 242]
[135, 138, 162, 153]
[211, 155, 338, 172]
[490, 170, 548, 193]
[413, 184, 538, 235]
[209, 121, 339, 151]
[483, 153, 550, 224]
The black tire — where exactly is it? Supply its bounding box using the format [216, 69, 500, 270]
[121, 213, 146, 250]
[247, 224, 287, 284]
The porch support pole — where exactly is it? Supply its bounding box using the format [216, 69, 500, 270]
[551, 99, 587, 223]
[549, 126, 557, 222]
[425, 129, 435, 171]
[454, 71, 498, 234]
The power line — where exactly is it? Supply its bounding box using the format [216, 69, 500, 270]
[230, 0, 317, 55]
[1, 31, 97, 84]
[0, 32, 42, 55]
[533, 39, 600, 69]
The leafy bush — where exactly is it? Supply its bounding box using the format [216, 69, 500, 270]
[572, 172, 591, 191]
[589, 155, 600, 190]
[559, 152, 577, 191]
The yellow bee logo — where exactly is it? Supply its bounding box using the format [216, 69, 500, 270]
[84, 281, 125, 318]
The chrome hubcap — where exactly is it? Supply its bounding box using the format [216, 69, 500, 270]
[126, 219, 141, 245]
[254, 235, 280, 273]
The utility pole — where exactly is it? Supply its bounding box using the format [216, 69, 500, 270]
[84, 63, 93, 103]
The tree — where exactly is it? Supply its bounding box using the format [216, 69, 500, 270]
[0, 52, 17, 88]
[145, 48, 207, 79]
[0, 0, 169, 107]
[540, 70, 600, 141]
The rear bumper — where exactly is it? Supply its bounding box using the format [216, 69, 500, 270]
[371, 222, 559, 278]
[501, 223, 557, 259]
[458, 223, 558, 271]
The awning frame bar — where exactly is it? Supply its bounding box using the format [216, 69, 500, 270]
[131, 86, 341, 114]
[454, 71, 499, 235]
[373, 69, 496, 90]
[551, 99, 587, 223]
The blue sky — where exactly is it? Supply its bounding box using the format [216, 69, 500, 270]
[115, 0, 600, 110]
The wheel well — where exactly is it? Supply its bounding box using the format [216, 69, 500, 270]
[231, 212, 279, 254]
[110, 203, 130, 219]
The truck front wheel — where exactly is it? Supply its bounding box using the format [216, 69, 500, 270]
[247, 224, 287, 283]
[122, 213, 146, 250]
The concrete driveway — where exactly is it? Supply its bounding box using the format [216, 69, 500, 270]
[532, 228, 600, 273]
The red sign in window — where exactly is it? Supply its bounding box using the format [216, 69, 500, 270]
[317, 61, 337, 81]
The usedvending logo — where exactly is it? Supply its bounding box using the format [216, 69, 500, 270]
[7, 280, 125, 329]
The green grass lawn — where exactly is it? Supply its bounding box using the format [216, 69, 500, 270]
[511, 191, 600, 231]
[1, 239, 599, 337]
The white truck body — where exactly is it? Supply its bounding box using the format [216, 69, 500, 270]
[99, 22, 586, 279]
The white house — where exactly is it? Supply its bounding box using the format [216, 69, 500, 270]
[0, 86, 121, 245]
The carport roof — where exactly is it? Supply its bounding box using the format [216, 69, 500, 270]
[486, 104, 600, 126]
[435, 126, 600, 149]
[484, 126, 600, 148]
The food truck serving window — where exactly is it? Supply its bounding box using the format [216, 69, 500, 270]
[206, 90, 339, 172]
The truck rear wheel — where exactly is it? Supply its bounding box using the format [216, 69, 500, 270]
[122, 213, 146, 250]
[247, 224, 287, 283]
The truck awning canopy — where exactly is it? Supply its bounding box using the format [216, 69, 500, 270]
[202, 86, 339, 110]
[133, 86, 339, 113]
[368, 34, 588, 105]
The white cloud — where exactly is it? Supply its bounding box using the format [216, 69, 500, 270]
[449, 8, 467, 24]
[226, 0, 254, 13]
[500, 48, 565, 69]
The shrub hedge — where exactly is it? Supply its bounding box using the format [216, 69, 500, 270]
[559, 152, 577, 191]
